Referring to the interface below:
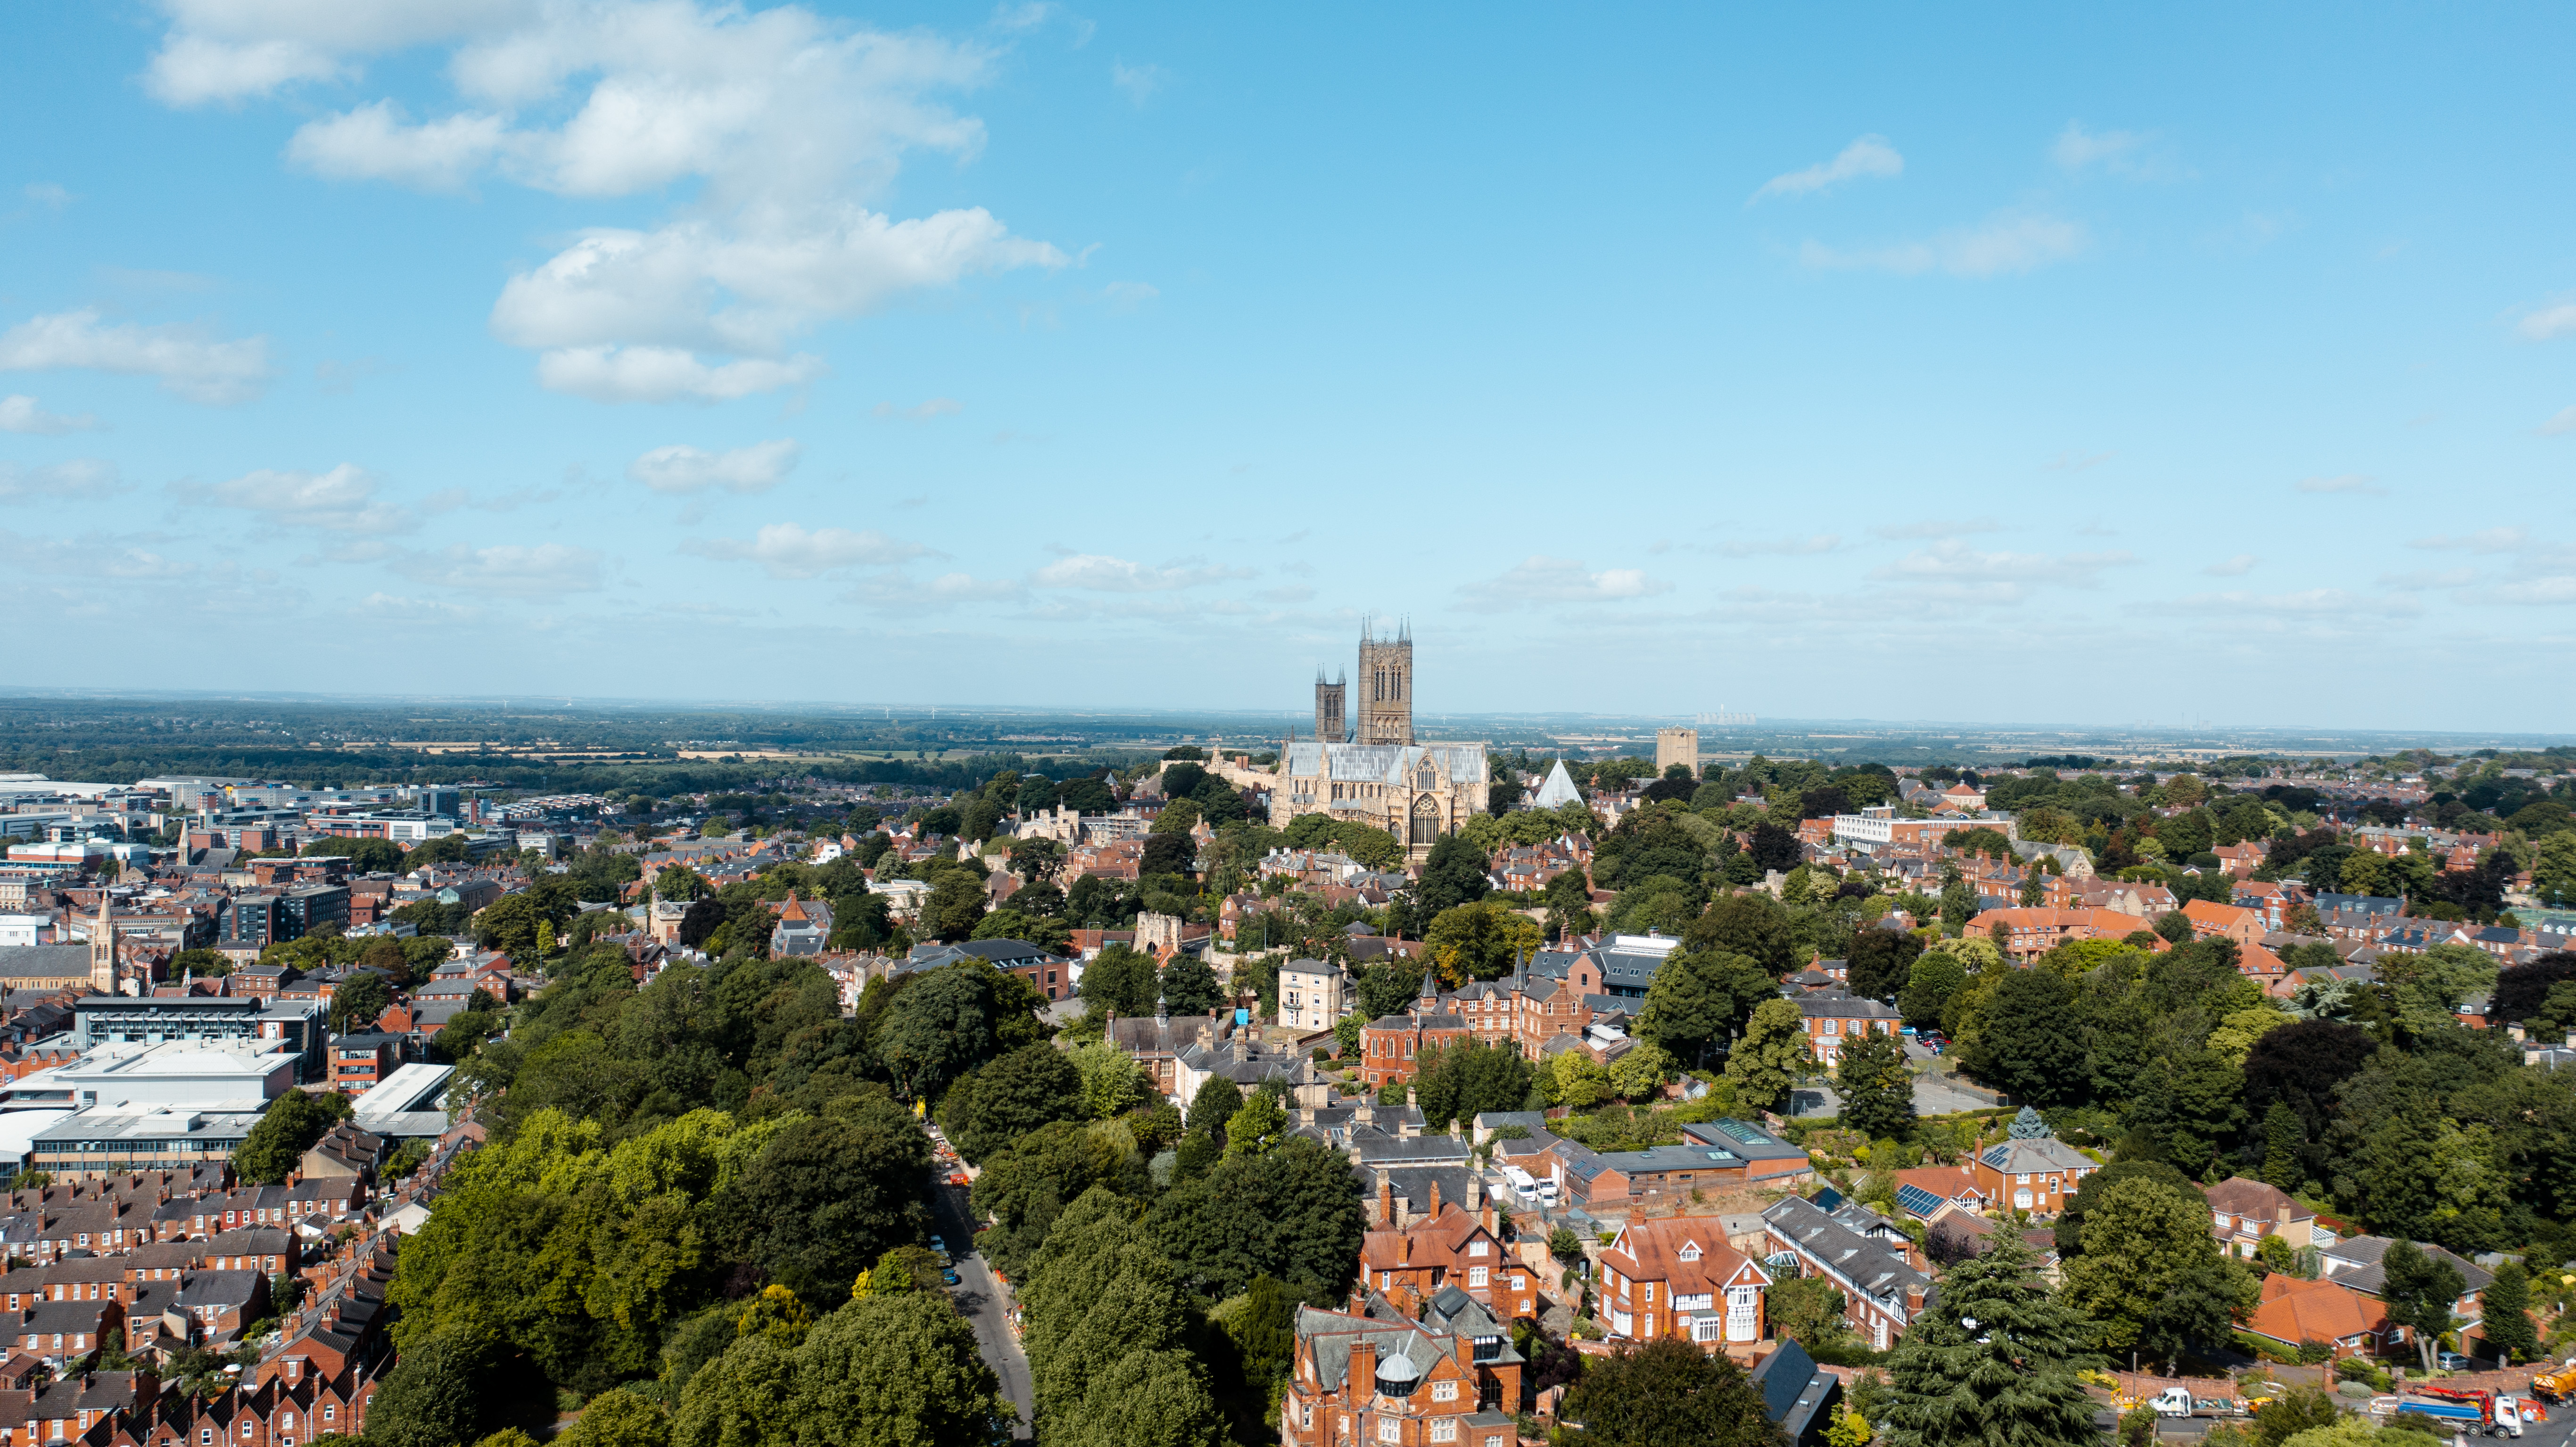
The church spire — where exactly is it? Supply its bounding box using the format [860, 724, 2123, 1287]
[90, 881, 117, 995]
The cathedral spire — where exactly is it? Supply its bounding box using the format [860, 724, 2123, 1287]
[90, 881, 117, 994]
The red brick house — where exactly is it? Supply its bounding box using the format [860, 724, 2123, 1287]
[1597, 1215, 1772, 1350]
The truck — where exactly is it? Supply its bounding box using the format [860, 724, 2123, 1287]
[2533, 1360, 2576, 1406]
[2147, 1388, 2246, 1420]
[2388, 1389, 2521, 1438]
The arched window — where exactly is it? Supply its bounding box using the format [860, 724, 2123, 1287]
[1410, 797, 1441, 847]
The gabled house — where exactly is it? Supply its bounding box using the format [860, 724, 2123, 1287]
[1597, 1215, 1771, 1349]
[2200, 1177, 2327, 1258]
[1282, 1294, 1521, 1447]
[1968, 1109, 2096, 1217]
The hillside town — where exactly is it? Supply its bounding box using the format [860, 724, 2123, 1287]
[0, 674, 2573, 1447]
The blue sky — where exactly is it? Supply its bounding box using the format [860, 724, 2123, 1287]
[3, 3, 2572, 731]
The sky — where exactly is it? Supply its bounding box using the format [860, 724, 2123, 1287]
[3, 3, 2573, 732]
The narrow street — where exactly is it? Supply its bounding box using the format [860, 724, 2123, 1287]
[931, 1175, 1034, 1440]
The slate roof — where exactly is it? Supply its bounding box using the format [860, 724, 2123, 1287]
[1762, 1195, 1931, 1323]
[2318, 1235, 2492, 1298]
[1977, 1136, 2093, 1176]
[1750, 1338, 1841, 1447]
[0, 948, 89, 981]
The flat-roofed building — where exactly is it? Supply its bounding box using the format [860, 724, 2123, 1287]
[28, 1105, 268, 1177]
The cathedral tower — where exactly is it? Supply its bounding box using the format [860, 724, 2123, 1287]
[1313, 669, 1347, 743]
[1356, 617, 1414, 746]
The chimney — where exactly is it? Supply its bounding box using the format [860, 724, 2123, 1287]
[1464, 1172, 1481, 1218]
[1905, 1283, 1926, 1316]
[1428, 1179, 1442, 1219]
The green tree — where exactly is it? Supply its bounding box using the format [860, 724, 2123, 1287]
[1222, 1089, 1287, 1158]
[874, 960, 1046, 1102]
[2249, 1388, 2341, 1447]
[923, 871, 988, 941]
[1070, 1039, 1150, 1119]
[1563, 1337, 1784, 1447]
[1878, 1234, 2098, 1447]
[715, 1098, 936, 1305]
[2060, 1178, 2250, 1369]
[1638, 948, 1775, 1068]
[938, 1044, 1084, 1164]
[1414, 834, 1491, 914]
[1411, 1038, 1536, 1131]
[1685, 890, 1799, 977]
[1964, 968, 2087, 1106]
[2378, 1240, 2465, 1373]
[330, 972, 394, 1033]
[2480, 1260, 2537, 1364]
[1834, 1031, 1917, 1144]
[1157, 953, 1224, 1015]
[232, 1089, 355, 1184]
[2055, 1160, 2201, 1258]
[1724, 998, 1808, 1111]
[1187, 1077, 1243, 1135]
[2260, 1101, 2303, 1189]
[1848, 929, 1925, 1001]
[556, 1389, 669, 1447]
[1767, 1275, 1850, 1350]
[1422, 899, 1543, 985]
[1081, 944, 1160, 1018]
[367, 1332, 512, 1447]
[786, 1291, 1011, 1447]
[1897, 951, 1967, 1029]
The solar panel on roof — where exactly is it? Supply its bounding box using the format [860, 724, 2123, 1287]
[1895, 1184, 1943, 1218]
[1710, 1118, 1766, 1144]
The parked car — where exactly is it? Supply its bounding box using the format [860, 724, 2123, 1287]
[941, 1268, 962, 1287]
[2439, 1352, 2478, 1372]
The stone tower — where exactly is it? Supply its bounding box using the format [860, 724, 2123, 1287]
[89, 886, 117, 994]
[1313, 669, 1347, 743]
[1356, 617, 1414, 746]
[1655, 727, 1699, 776]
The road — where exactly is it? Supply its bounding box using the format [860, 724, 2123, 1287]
[1786, 1040, 2006, 1118]
[2142, 1383, 2572, 1443]
[931, 1176, 1034, 1440]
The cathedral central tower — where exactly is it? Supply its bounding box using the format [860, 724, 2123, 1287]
[1356, 617, 1413, 746]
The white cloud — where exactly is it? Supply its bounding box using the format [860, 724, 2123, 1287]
[1750, 135, 1903, 203]
[0, 395, 101, 434]
[686, 522, 928, 578]
[2478, 576, 2576, 606]
[0, 309, 272, 404]
[2200, 554, 2258, 577]
[2295, 473, 2386, 496]
[1869, 516, 2001, 540]
[2541, 404, 2576, 436]
[23, 183, 72, 209]
[534, 346, 826, 403]
[491, 210, 1062, 361]
[287, 101, 509, 189]
[2378, 566, 2477, 589]
[2409, 526, 2526, 553]
[2049, 121, 2187, 179]
[1100, 281, 1158, 311]
[1458, 556, 1674, 607]
[2045, 450, 2112, 471]
[395, 542, 604, 595]
[627, 439, 800, 494]
[1870, 541, 2138, 588]
[1718, 534, 1841, 557]
[1800, 212, 2089, 278]
[0, 528, 192, 579]
[351, 591, 485, 622]
[2518, 303, 2576, 342]
[2174, 587, 2420, 618]
[0, 460, 122, 502]
[201, 462, 415, 533]
[839, 569, 1024, 607]
[1032, 553, 1253, 592]
[142, 0, 524, 105]
[1112, 59, 1165, 105]
[166, 1, 1067, 399]
[873, 397, 962, 420]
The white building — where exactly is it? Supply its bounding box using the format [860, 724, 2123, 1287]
[1277, 958, 1344, 1033]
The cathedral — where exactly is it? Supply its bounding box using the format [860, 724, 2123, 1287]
[1276, 621, 1489, 856]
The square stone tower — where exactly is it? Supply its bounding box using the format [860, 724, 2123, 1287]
[1356, 619, 1413, 745]
[1314, 670, 1347, 743]
[1655, 726, 1699, 776]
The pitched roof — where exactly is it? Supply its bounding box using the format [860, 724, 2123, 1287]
[2246, 1273, 2387, 1346]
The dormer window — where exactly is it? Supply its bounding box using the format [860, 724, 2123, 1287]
[1678, 1242, 1701, 1262]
